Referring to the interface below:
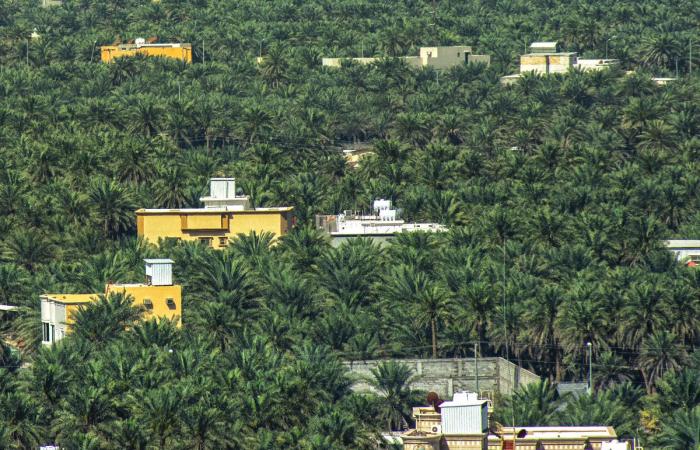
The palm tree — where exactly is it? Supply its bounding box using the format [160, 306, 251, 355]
[182, 400, 230, 450]
[191, 250, 257, 311]
[654, 405, 700, 450]
[494, 380, 560, 426]
[413, 281, 453, 359]
[87, 179, 136, 239]
[638, 330, 687, 394]
[132, 387, 182, 450]
[71, 293, 143, 345]
[556, 391, 636, 437]
[367, 361, 417, 431]
[2, 231, 53, 273]
[0, 391, 43, 449]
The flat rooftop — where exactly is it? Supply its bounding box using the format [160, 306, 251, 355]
[665, 239, 700, 248]
[493, 426, 616, 439]
[42, 294, 98, 304]
[136, 207, 293, 213]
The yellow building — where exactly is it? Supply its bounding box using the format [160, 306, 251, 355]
[136, 178, 294, 248]
[100, 38, 192, 63]
[40, 259, 182, 345]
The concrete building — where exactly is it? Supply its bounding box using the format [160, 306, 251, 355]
[136, 177, 294, 248]
[315, 199, 446, 247]
[100, 38, 192, 63]
[343, 357, 540, 398]
[40, 0, 62, 7]
[501, 41, 619, 84]
[402, 391, 626, 450]
[40, 259, 182, 345]
[322, 45, 490, 69]
[665, 240, 700, 265]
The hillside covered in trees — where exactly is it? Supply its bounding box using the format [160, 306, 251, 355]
[0, 0, 699, 448]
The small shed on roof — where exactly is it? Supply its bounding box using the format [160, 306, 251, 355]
[529, 42, 559, 53]
[144, 259, 174, 286]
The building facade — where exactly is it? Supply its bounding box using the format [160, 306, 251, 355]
[136, 178, 294, 248]
[101, 38, 192, 63]
[40, 259, 182, 345]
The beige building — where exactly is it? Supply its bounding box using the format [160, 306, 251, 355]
[401, 391, 627, 450]
[502, 41, 619, 84]
[322, 45, 490, 69]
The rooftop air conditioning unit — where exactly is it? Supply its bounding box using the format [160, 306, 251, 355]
[431, 425, 442, 434]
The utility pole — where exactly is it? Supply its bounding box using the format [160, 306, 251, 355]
[503, 237, 509, 361]
[474, 342, 479, 393]
[675, 57, 679, 78]
[605, 35, 617, 60]
[690, 38, 693, 75]
[90, 40, 97, 63]
[26, 39, 29, 66]
[587, 342, 593, 394]
[202, 41, 205, 63]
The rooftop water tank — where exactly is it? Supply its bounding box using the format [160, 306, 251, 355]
[373, 199, 392, 211]
[209, 178, 237, 199]
[144, 259, 174, 286]
[440, 391, 488, 435]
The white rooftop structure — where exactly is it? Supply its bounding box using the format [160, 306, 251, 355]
[529, 41, 559, 53]
[319, 199, 446, 238]
[440, 391, 489, 435]
[199, 177, 250, 210]
[144, 259, 174, 286]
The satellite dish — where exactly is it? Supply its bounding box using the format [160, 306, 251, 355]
[426, 391, 443, 412]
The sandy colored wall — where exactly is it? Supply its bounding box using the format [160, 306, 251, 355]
[343, 358, 539, 398]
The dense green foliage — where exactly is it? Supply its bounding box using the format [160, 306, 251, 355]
[0, 0, 699, 448]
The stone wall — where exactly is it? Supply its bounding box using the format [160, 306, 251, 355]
[343, 357, 540, 398]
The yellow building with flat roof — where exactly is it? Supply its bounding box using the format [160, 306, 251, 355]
[40, 259, 182, 345]
[101, 38, 192, 63]
[136, 178, 294, 248]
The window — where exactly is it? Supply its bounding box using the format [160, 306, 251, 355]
[42, 322, 50, 342]
[166, 298, 176, 310]
[50, 324, 55, 343]
[218, 237, 228, 248]
[198, 237, 213, 247]
[143, 299, 153, 310]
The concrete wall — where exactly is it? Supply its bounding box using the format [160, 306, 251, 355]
[343, 357, 540, 398]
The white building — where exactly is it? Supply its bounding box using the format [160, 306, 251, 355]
[322, 46, 490, 69]
[665, 240, 700, 265]
[316, 199, 446, 247]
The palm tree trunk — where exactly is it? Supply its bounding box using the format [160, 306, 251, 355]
[431, 318, 437, 358]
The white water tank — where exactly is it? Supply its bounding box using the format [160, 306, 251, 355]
[144, 259, 174, 286]
[440, 392, 488, 435]
[379, 209, 397, 221]
[373, 199, 392, 211]
[209, 178, 237, 199]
